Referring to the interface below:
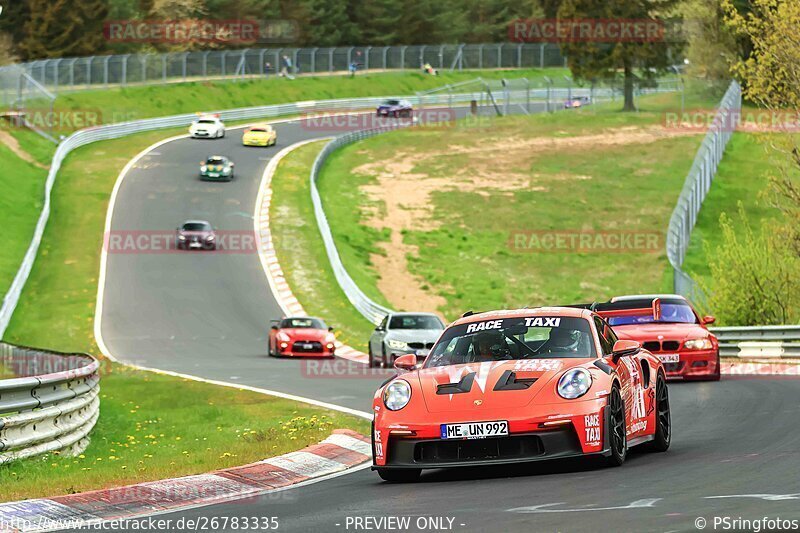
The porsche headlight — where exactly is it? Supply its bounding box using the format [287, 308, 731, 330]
[557, 368, 592, 399]
[383, 380, 411, 411]
[684, 338, 712, 350]
[387, 339, 408, 350]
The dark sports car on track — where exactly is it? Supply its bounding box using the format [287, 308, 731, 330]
[175, 220, 216, 250]
[371, 307, 670, 482]
[269, 316, 336, 358]
[376, 99, 413, 118]
[199, 155, 234, 181]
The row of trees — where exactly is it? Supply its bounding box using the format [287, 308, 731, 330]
[0, 0, 544, 61]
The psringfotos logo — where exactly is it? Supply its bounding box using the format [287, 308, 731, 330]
[300, 359, 394, 379]
[509, 230, 662, 254]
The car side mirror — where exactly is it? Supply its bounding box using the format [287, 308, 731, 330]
[701, 315, 715, 325]
[270, 325, 279, 330]
[230, 162, 235, 167]
[394, 354, 417, 372]
[611, 339, 641, 361]
[328, 326, 334, 332]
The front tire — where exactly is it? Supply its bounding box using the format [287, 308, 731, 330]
[646, 374, 671, 452]
[606, 385, 627, 466]
[376, 468, 420, 483]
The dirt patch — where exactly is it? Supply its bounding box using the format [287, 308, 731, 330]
[0, 129, 49, 169]
[353, 125, 700, 313]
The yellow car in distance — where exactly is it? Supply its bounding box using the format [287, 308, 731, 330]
[242, 123, 277, 147]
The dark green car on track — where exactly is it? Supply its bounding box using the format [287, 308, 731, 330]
[200, 155, 235, 181]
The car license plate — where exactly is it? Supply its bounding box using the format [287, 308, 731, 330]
[658, 354, 680, 363]
[208, 173, 219, 177]
[303, 343, 314, 350]
[415, 349, 429, 357]
[441, 421, 508, 440]
[189, 242, 202, 248]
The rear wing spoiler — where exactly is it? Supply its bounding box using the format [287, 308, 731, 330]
[564, 299, 662, 321]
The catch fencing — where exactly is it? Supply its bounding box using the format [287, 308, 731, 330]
[0, 343, 100, 463]
[666, 81, 742, 300]
[0, 43, 568, 107]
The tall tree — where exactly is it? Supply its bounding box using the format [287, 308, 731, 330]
[723, 0, 800, 257]
[557, 0, 679, 111]
[20, 0, 110, 59]
[0, 0, 31, 60]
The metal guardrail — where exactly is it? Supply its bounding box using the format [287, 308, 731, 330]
[0, 343, 100, 463]
[666, 80, 742, 300]
[0, 43, 568, 105]
[711, 326, 800, 358]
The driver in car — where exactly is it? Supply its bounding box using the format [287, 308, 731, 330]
[544, 327, 582, 354]
[474, 331, 512, 361]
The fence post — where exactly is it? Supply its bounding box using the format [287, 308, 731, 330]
[364, 46, 372, 70]
[382, 46, 389, 70]
[329, 48, 334, 72]
[419, 45, 425, 68]
[400, 46, 407, 70]
[310, 47, 317, 73]
[478, 44, 483, 69]
[53, 58, 61, 93]
[69, 58, 76, 87]
[121, 55, 129, 86]
[539, 44, 545, 68]
[202, 51, 209, 78]
[103, 56, 110, 87]
[517, 44, 522, 68]
[87, 56, 94, 86]
[497, 43, 502, 67]
[439, 44, 445, 69]
[141, 55, 147, 84]
[544, 76, 552, 112]
[162, 54, 167, 83]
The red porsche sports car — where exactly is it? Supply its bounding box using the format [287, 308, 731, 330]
[371, 307, 670, 482]
[268, 316, 336, 358]
[588, 295, 720, 381]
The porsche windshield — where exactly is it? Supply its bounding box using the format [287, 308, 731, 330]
[425, 316, 596, 367]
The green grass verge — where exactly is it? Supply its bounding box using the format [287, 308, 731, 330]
[317, 91, 718, 320]
[270, 141, 376, 352]
[57, 68, 567, 127]
[0, 365, 367, 502]
[682, 132, 787, 286]
[0, 143, 48, 297]
[0, 127, 368, 502]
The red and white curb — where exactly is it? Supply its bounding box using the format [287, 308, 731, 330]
[0, 430, 371, 532]
[253, 140, 368, 365]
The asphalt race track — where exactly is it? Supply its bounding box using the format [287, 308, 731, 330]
[97, 109, 800, 532]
